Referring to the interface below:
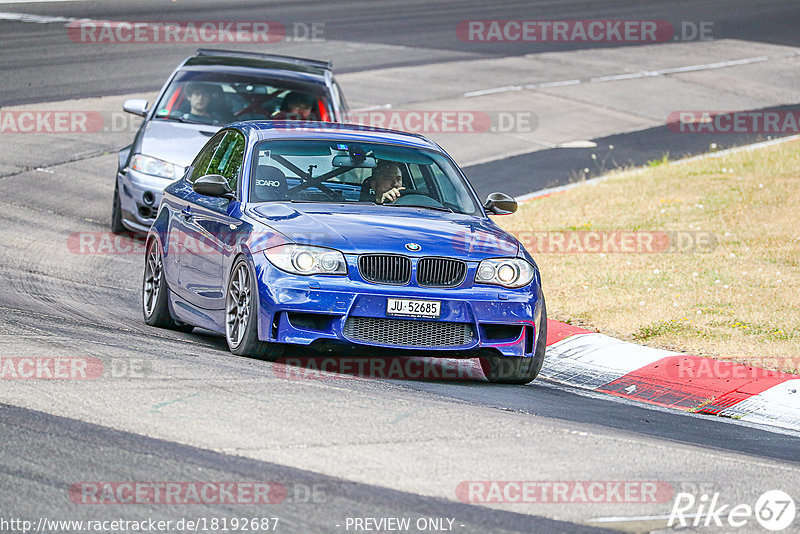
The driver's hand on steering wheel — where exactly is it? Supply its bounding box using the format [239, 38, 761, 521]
[379, 187, 405, 204]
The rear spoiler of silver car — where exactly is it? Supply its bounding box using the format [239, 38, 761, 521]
[195, 48, 333, 71]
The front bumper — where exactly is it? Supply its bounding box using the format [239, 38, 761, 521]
[254, 258, 543, 358]
[117, 168, 178, 232]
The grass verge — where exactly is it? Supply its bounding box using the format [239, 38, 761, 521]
[497, 139, 800, 374]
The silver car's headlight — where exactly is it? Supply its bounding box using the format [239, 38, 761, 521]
[475, 258, 535, 288]
[264, 245, 347, 276]
[130, 154, 178, 179]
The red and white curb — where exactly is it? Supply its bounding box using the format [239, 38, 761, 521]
[540, 320, 800, 432]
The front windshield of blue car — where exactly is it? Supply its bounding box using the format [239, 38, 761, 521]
[248, 139, 482, 215]
[152, 71, 333, 126]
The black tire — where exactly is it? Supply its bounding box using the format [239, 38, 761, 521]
[110, 182, 126, 234]
[142, 238, 194, 332]
[225, 256, 284, 360]
[481, 297, 547, 384]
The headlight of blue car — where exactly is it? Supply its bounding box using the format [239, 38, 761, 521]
[130, 154, 178, 179]
[265, 245, 347, 276]
[475, 258, 535, 288]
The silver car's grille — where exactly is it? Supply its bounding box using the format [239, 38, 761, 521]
[358, 255, 411, 285]
[417, 257, 467, 288]
[344, 317, 475, 347]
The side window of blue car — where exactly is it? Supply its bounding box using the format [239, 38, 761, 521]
[188, 132, 226, 184]
[207, 130, 246, 191]
[187, 130, 246, 195]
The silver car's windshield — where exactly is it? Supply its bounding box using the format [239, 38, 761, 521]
[249, 140, 481, 215]
[152, 71, 333, 126]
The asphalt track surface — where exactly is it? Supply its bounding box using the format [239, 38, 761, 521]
[1, 2, 800, 533]
[2, 0, 800, 105]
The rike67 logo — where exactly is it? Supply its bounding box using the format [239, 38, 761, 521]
[670, 490, 796, 531]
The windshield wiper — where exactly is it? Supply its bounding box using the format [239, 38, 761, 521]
[383, 203, 454, 213]
[156, 115, 210, 125]
[289, 200, 380, 207]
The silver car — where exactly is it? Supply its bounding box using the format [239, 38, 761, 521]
[111, 48, 349, 233]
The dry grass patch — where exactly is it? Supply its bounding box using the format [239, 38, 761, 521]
[497, 140, 800, 373]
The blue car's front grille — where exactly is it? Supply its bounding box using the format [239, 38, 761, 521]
[417, 257, 467, 288]
[344, 317, 475, 348]
[358, 255, 467, 287]
[358, 255, 411, 285]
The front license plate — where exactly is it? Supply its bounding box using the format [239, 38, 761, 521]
[386, 298, 441, 318]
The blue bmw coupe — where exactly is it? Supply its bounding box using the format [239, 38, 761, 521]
[142, 121, 547, 383]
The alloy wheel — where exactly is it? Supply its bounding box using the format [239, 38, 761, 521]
[142, 242, 162, 318]
[226, 262, 251, 347]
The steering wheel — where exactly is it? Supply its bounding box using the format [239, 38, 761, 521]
[391, 192, 445, 208]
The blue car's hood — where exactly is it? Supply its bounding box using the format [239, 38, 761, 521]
[248, 203, 519, 259]
[139, 119, 221, 167]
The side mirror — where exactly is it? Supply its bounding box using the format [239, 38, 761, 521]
[123, 99, 149, 117]
[193, 174, 235, 199]
[483, 192, 517, 215]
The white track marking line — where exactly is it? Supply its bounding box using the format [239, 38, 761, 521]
[0, 11, 76, 23]
[587, 513, 701, 523]
[465, 51, 800, 97]
[535, 79, 581, 88]
[0, 0, 89, 4]
[589, 72, 644, 83]
[351, 103, 392, 112]
[463, 85, 523, 98]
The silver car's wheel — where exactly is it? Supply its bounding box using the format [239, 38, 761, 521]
[142, 238, 193, 332]
[110, 182, 126, 234]
[225, 257, 284, 360]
